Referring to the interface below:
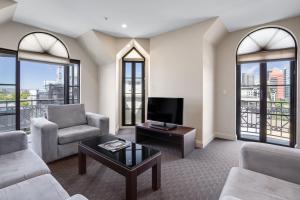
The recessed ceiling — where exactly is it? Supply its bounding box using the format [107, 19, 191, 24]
[12, 0, 300, 38]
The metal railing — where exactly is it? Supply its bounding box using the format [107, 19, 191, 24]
[0, 99, 64, 132]
[241, 100, 290, 139]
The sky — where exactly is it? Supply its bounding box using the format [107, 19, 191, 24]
[241, 60, 291, 84]
[125, 62, 142, 78]
[0, 57, 60, 90]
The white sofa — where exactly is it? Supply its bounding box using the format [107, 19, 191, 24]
[220, 142, 300, 200]
[31, 104, 109, 163]
[0, 130, 87, 200]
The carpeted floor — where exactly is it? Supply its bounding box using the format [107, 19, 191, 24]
[49, 129, 243, 200]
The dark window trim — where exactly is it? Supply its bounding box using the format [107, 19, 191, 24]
[0, 48, 80, 131]
[236, 27, 297, 147]
[121, 48, 145, 126]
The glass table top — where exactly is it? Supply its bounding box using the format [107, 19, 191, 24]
[80, 135, 160, 169]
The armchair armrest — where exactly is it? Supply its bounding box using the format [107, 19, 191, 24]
[240, 142, 300, 184]
[86, 112, 109, 135]
[67, 194, 88, 200]
[0, 131, 27, 155]
[31, 118, 58, 163]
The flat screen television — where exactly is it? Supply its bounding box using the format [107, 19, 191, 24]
[147, 97, 183, 129]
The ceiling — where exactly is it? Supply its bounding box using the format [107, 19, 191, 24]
[12, 0, 300, 38]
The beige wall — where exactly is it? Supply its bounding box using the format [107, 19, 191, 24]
[149, 19, 224, 147]
[215, 16, 300, 145]
[78, 31, 150, 134]
[0, 21, 99, 112]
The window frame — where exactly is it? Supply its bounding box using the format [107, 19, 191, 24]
[236, 27, 297, 147]
[0, 48, 80, 131]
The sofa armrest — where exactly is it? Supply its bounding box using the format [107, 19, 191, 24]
[86, 112, 109, 135]
[67, 194, 88, 200]
[31, 118, 58, 163]
[240, 142, 300, 184]
[0, 131, 27, 155]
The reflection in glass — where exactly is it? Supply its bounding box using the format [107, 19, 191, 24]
[240, 63, 260, 140]
[266, 61, 291, 146]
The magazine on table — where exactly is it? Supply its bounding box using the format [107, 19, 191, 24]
[98, 139, 130, 152]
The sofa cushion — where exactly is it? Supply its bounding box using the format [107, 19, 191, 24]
[0, 149, 50, 189]
[58, 125, 100, 145]
[0, 174, 70, 200]
[48, 104, 87, 129]
[220, 167, 300, 200]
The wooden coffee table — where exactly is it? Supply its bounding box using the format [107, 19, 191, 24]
[78, 135, 161, 200]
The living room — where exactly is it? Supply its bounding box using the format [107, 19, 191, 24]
[1, 0, 300, 199]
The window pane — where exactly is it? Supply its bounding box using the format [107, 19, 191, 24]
[125, 62, 132, 78]
[0, 53, 16, 84]
[135, 109, 142, 124]
[267, 61, 290, 85]
[69, 65, 73, 86]
[135, 63, 142, 78]
[125, 78, 132, 93]
[74, 64, 79, 86]
[0, 85, 16, 115]
[135, 78, 142, 93]
[240, 63, 260, 141]
[73, 87, 79, 100]
[125, 109, 131, 124]
[20, 60, 65, 131]
[0, 114, 15, 132]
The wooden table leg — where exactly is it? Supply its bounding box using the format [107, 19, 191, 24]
[152, 156, 161, 190]
[126, 172, 137, 200]
[78, 152, 86, 175]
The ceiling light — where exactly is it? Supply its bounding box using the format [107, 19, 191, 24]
[122, 24, 127, 28]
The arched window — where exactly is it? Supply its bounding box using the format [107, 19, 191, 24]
[0, 32, 80, 132]
[236, 27, 297, 147]
[18, 32, 70, 64]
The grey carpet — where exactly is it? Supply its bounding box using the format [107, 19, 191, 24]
[49, 129, 243, 200]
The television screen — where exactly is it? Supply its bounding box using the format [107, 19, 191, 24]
[147, 97, 183, 125]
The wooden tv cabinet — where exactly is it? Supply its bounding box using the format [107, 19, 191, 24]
[135, 122, 196, 158]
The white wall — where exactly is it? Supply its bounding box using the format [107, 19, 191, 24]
[215, 16, 300, 145]
[0, 21, 99, 112]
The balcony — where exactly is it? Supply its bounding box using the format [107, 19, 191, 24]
[0, 99, 64, 132]
[241, 100, 291, 145]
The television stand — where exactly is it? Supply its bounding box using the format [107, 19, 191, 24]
[136, 122, 196, 158]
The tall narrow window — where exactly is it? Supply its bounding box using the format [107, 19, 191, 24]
[0, 49, 17, 132]
[237, 27, 297, 147]
[122, 48, 145, 126]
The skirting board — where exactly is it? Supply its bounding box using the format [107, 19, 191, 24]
[195, 135, 215, 149]
[214, 132, 237, 141]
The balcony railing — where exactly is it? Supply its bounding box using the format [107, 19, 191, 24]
[0, 99, 64, 132]
[241, 100, 290, 140]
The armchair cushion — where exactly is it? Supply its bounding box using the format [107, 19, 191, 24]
[0, 174, 69, 200]
[0, 131, 27, 155]
[0, 149, 50, 189]
[220, 167, 300, 200]
[58, 125, 100, 145]
[47, 104, 87, 129]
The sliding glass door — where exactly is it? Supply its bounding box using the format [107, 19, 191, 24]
[237, 60, 296, 146]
